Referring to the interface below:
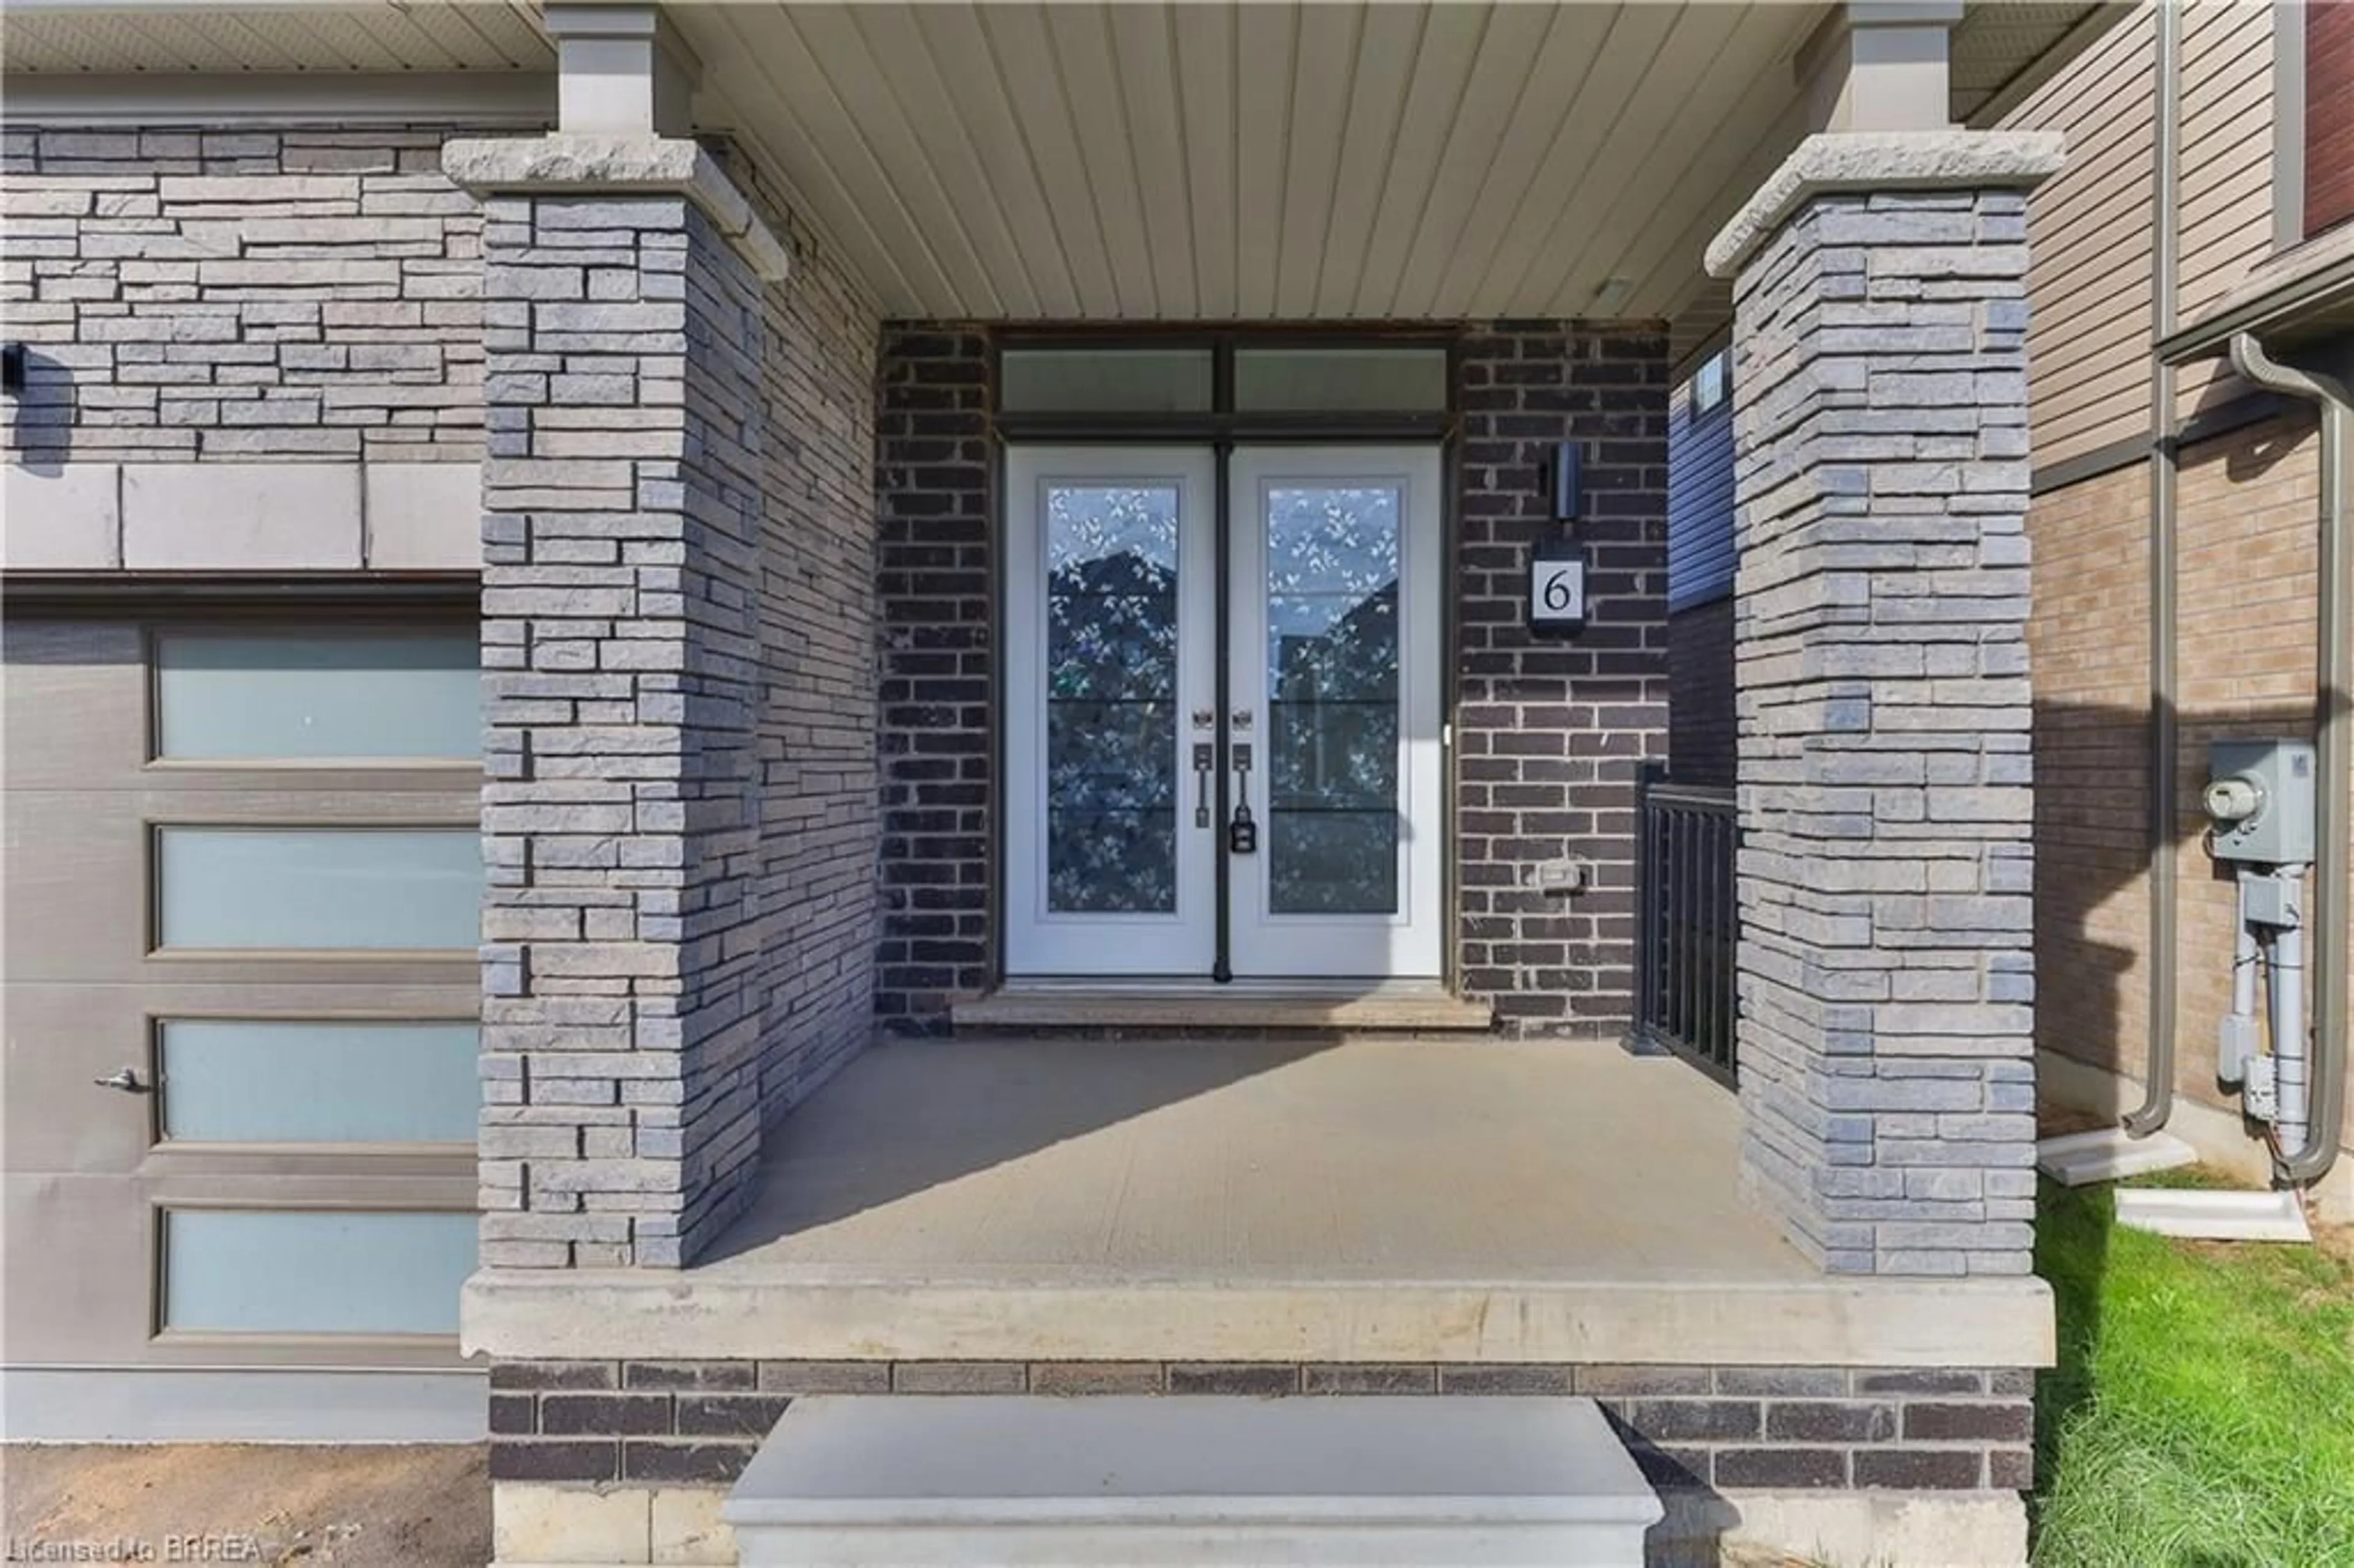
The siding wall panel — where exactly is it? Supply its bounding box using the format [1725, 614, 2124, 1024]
[2175, 0, 2274, 425]
[2008, 4, 2156, 466]
[1665, 375, 1735, 611]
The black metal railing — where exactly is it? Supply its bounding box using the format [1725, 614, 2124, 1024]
[1629, 763, 1739, 1086]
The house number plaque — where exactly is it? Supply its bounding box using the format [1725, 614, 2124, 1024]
[1528, 541, 1588, 634]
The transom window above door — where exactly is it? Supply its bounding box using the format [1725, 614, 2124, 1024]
[997, 341, 1450, 421]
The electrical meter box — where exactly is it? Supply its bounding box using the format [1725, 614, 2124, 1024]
[2205, 739, 2317, 865]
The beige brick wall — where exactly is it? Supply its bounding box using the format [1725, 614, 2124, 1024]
[2026, 460, 2151, 1081]
[2171, 414, 2333, 1106]
[2028, 412, 2353, 1151]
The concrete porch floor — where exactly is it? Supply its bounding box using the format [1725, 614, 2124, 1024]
[463, 1038, 2052, 1370]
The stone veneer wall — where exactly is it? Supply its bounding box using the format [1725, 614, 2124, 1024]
[870, 325, 1668, 1037]
[488, 1357, 2032, 1495]
[729, 154, 884, 1124]
[1, 126, 486, 464]
[476, 148, 881, 1269]
[1727, 183, 2040, 1276]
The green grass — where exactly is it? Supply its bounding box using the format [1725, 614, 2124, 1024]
[2032, 1174, 2354, 1568]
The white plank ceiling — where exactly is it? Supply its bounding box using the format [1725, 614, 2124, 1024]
[0, 2, 552, 74]
[679, 2, 1827, 324]
[4, 1, 2116, 338]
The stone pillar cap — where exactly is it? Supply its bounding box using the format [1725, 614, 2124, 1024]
[1705, 129, 2065, 280]
[443, 132, 791, 283]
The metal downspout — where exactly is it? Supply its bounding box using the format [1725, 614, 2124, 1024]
[2125, 0, 2184, 1136]
[2226, 331, 2352, 1187]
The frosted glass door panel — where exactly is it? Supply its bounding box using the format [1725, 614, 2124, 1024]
[157, 828, 480, 950]
[1263, 484, 1403, 915]
[160, 1020, 479, 1143]
[157, 631, 478, 760]
[163, 1209, 474, 1334]
[1045, 484, 1183, 915]
[1228, 448, 1443, 978]
[1004, 448, 1218, 975]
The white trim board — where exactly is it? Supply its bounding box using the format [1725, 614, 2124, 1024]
[1, 72, 555, 127]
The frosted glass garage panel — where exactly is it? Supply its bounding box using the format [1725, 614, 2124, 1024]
[156, 631, 478, 759]
[163, 1210, 474, 1335]
[160, 1021, 479, 1144]
[157, 828, 480, 950]
[1000, 349, 1214, 413]
[1233, 348, 1449, 412]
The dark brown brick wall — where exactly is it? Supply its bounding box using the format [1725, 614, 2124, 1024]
[874, 327, 993, 1032]
[1453, 324, 1670, 1034]
[871, 324, 1669, 1036]
[2309, 0, 2354, 240]
[1667, 596, 1735, 788]
[489, 1358, 2033, 1496]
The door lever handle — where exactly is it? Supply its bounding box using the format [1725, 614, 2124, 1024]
[93, 1067, 148, 1094]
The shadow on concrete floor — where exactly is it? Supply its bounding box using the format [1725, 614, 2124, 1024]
[0, 1442, 489, 1567]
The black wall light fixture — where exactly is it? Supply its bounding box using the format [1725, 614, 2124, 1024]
[1528, 439, 1590, 635]
[1548, 438, 1582, 522]
[2, 343, 26, 396]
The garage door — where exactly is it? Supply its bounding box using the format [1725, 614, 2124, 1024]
[2, 608, 482, 1437]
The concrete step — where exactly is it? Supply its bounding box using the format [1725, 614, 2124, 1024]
[2035, 1126, 2198, 1186]
[952, 981, 1496, 1035]
[722, 1395, 1663, 1567]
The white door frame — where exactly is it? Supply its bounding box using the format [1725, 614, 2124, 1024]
[1226, 446, 1446, 979]
[1003, 446, 1219, 976]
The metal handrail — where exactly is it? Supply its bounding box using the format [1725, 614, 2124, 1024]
[1628, 761, 1739, 1086]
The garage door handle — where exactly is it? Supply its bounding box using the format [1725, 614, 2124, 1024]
[93, 1068, 148, 1094]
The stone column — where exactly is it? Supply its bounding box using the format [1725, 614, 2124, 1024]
[446, 135, 791, 1269]
[1705, 132, 2063, 1276]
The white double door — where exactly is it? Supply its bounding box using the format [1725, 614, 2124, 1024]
[1005, 445, 1444, 980]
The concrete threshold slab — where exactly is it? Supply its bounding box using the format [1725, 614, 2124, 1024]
[721, 1395, 1660, 1567]
[2036, 1127, 2198, 1186]
[2113, 1186, 2314, 1243]
[462, 1269, 2055, 1370]
[953, 981, 1495, 1033]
